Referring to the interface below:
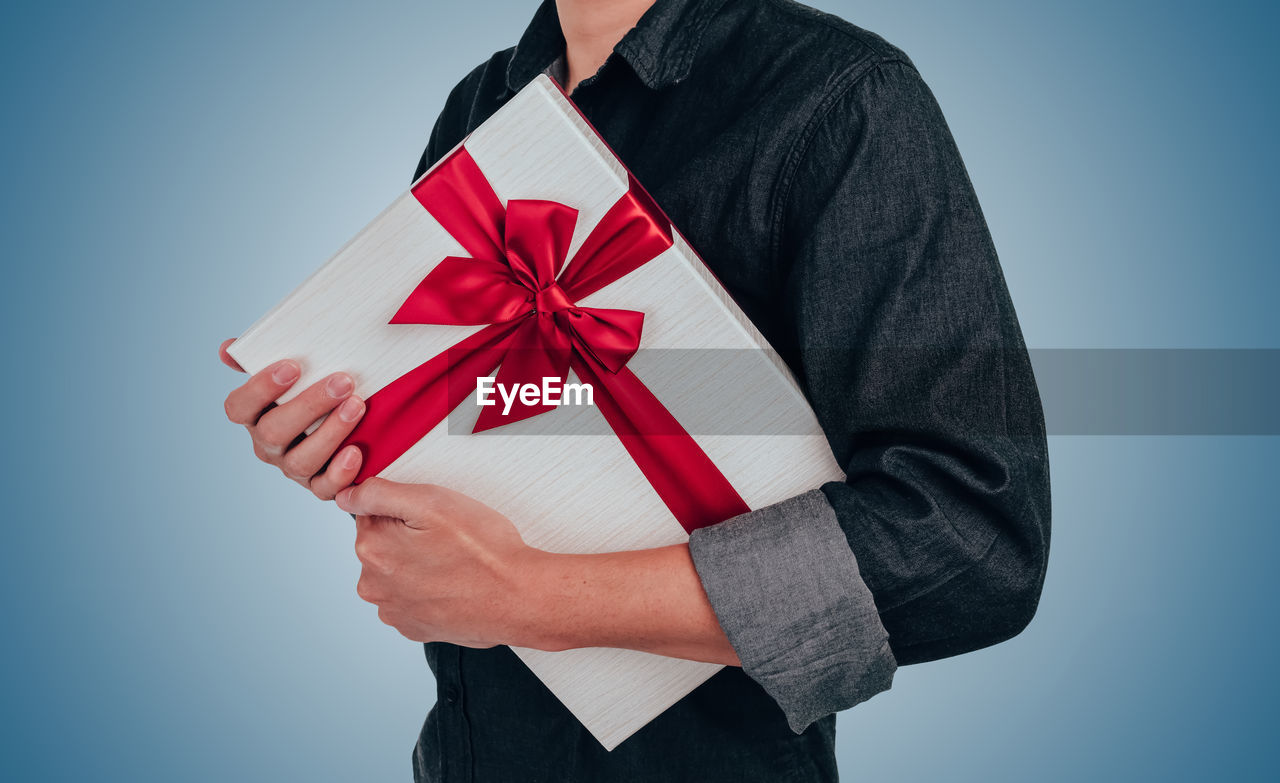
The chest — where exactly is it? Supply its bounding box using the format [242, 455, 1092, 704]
[563, 70, 816, 348]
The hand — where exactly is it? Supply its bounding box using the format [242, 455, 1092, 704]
[336, 478, 541, 648]
[219, 337, 367, 499]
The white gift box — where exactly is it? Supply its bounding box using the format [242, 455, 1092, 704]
[227, 74, 843, 750]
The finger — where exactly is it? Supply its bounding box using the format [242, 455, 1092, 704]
[354, 513, 399, 533]
[279, 395, 366, 482]
[224, 359, 300, 425]
[354, 519, 378, 561]
[253, 372, 354, 457]
[356, 572, 382, 604]
[308, 444, 364, 500]
[335, 477, 430, 520]
[219, 338, 246, 372]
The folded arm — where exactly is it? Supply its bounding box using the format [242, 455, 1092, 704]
[683, 58, 1051, 729]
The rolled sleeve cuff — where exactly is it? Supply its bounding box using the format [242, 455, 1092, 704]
[687, 489, 896, 733]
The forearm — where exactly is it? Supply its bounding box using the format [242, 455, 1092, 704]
[511, 543, 742, 667]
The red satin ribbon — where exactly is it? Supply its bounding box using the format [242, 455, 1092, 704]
[338, 147, 748, 533]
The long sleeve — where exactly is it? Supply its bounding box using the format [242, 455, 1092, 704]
[688, 57, 1050, 729]
[413, 68, 480, 183]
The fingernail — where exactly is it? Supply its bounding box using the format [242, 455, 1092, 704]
[326, 373, 353, 398]
[341, 446, 361, 470]
[338, 396, 365, 422]
[272, 361, 299, 384]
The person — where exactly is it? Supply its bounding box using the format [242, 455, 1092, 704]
[219, 0, 1051, 780]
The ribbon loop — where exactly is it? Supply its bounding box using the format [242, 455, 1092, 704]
[503, 199, 577, 291]
[561, 307, 644, 373]
[391, 256, 531, 326]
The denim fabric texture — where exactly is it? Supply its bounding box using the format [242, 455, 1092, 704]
[409, 0, 1051, 780]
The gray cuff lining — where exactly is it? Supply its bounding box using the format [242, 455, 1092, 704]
[688, 488, 897, 733]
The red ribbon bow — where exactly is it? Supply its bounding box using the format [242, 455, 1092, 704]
[338, 147, 748, 533]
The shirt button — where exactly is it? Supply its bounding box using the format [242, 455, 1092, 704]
[445, 687, 459, 705]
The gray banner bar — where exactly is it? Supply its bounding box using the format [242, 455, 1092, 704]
[1031, 349, 1280, 435]
[443, 348, 1280, 436]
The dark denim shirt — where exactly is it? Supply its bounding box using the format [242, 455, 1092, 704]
[408, 1, 1051, 780]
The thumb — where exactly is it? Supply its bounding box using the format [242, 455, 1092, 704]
[219, 338, 246, 372]
[335, 477, 425, 521]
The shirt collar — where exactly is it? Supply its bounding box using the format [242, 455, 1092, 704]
[505, 0, 728, 94]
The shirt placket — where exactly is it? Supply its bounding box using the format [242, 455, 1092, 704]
[438, 645, 474, 782]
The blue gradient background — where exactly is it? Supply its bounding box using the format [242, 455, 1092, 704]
[2, 1, 1276, 780]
